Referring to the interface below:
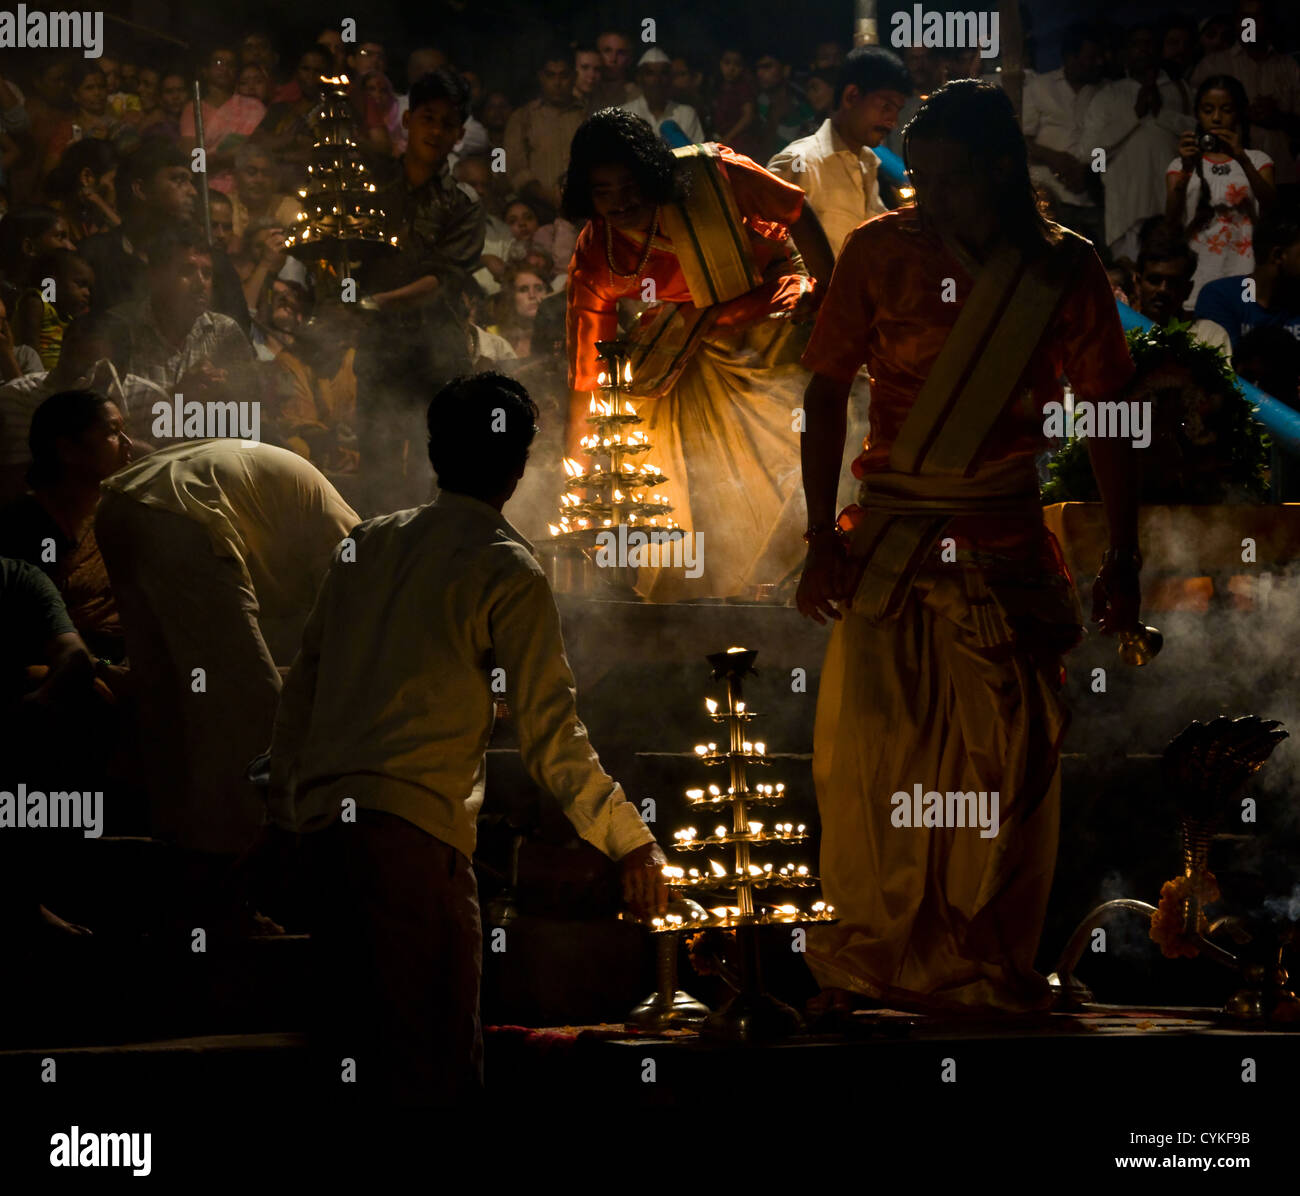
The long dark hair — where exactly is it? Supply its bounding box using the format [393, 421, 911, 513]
[1185, 74, 1255, 241]
[902, 79, 1054, 256]
[561, 107, 688, 225]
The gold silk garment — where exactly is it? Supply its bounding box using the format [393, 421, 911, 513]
[625, 316, 811, 602]
[806, 555, 1076, 1013]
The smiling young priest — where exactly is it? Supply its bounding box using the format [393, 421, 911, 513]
[796, 81, 1144, 1017]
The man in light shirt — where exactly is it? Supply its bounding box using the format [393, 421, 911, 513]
[269, 371, 667, 1106]
[503, 46, 587, 221]
[1082, 24, 1187, 263]
[622, 47, 705, 146]
[1023, 22, 1106, 252]
[767, 46, 912, 258]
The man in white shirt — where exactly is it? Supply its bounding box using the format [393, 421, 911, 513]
[622, 47, 705, 145]
[1083, 24, 1188, 262]
[269, 371, 667, 1106]
[767, 46, 911, 257]
[1190, 0, 1300, 186]
[1023, 22, 1106, 252]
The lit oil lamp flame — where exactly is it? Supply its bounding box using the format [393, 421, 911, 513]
[548, 524, 560, 536]
[748, 821, 763, 835]
[736, 700, 745, 714]
[623, 361, 632, 384]
[693, 744, 708, 756]
[705, 698, 717, 714]
[754, 742, 766, 756]
[709, 859, 728, 877]
[713, 825, 727, 839]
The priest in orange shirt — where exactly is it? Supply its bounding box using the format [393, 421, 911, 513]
[563, 108, 835, 601]
[797, 81, 1144, 1017]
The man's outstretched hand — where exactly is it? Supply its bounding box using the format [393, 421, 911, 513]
[620, 841, 669, 919]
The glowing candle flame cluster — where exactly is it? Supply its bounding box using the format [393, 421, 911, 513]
[282, 75, 399, 265]
[641, 652, 837, 933]
[547, 342, 678, 544]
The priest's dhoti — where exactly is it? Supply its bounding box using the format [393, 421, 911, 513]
[806, 561, 1074, 1013]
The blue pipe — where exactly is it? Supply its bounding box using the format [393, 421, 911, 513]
[873, 144, 906, 186]
[1116, 301, 1300, 457]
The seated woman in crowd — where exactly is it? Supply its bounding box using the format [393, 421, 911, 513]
[360, 71, 405, 157]
[489, 264, 548, 359]
[40, 63, 125, 180]
[141, 71, 189, 144]
[1166, 73, 1275, 306]
[41, 138, 120, 242]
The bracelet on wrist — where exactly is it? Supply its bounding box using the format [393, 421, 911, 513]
[802, 523, 842, 545]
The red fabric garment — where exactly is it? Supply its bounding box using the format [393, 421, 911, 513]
[566, 143, 808, 390]
[803, 206, 1135, 559]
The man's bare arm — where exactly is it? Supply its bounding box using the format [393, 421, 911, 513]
[801, 371, 851, 526]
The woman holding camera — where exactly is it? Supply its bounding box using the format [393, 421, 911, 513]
[1166, 74, 1275, 306]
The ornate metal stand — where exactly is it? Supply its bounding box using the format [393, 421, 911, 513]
[1051, 716, 1295, 1023]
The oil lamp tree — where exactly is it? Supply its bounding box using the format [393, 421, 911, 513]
[283, 74, 398, 298]
[630, 646, 835, 1041]
[545, 340, 677, 595]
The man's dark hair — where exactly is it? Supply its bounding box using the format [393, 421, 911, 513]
[118, 139, 188, 215]
[27, 389, 112, 488]
[143, 222, 211, 271]
[1253, 211, 1300, 262]
[29, 248, 87, 291]
[561, 107, 686, 224]
[539, 44, 572, 71]
[297, 43, 330, 69]
[67, 61, 106, 92]
[408, 67, 471, 123]
[0, 206, 64, 279]
[903, 79, 1053, 255]
[1158, 10, 1198, 39]
[834, 45, 912, 109]
[574, 43, 599, 58]
[427, 372, 539, 498]
[1136, 222, 1197, 276]
[1062, 21, 1102, 59]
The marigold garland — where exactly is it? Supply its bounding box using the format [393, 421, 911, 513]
[1149, 871, 1222, 958]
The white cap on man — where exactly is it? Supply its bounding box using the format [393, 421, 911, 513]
[637, 47, 671, 67]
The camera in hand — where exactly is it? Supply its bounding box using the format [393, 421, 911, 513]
[1198, 131, 1227, 154]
